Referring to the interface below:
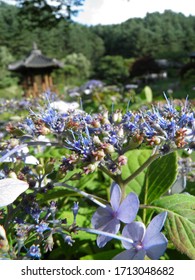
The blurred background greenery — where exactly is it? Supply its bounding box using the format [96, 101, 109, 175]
[0, 0, 195, 103]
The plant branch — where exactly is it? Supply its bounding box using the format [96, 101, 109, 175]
[78, 227, 133, 245]
[54, 182, 107, 208]
[98, 164, 123, 186]
[123, 153, 160, 186]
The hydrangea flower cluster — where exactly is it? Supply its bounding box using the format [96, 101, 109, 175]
[10, 200, 79, 259]
[15, 94, 194, 177]
[0, 92, 194, 260]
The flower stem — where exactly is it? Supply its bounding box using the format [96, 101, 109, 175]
[98, 165, 126, 199]
[0, 144, 27, 162]
[98, 165, 118, 182]
[78, 227, 133, 245]
[54, 182, 107, 208]
[122, 153, 160, 186]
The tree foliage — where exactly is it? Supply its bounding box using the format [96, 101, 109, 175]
[16, 0, 85, 28]
[0, 46, 17, 88]
[92, 10, 195, 59]
[96, 55, 129, 84]
[0, 2, 195, 87]
[63, 53, 91, 78]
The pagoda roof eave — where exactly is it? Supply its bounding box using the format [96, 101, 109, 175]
[8, 46, 64, 72]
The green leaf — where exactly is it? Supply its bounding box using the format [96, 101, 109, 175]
[144, 86, 153, 103]
[151, 194, 195, 259]
[74, 172, 98, 190]
[36, 186, 73, 202]
[122, 149, 152, 195]
[35, 146, 66, 159]
[140, 86, 153, 103]
[144, 152, 178, 204]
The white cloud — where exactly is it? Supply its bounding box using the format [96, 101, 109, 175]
[75, 0, 195, 25]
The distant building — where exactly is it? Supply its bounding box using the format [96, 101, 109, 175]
[8, 43, 63, 97]
[189, 52, 195, 62]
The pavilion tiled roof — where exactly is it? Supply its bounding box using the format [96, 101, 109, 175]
[8, 44, 63, 71]
[189, 51, 195, 58]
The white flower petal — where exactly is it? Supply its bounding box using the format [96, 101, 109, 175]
[0, 178, 29, 207]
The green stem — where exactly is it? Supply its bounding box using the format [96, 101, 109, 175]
[54, 182, 107, 208]
[122, 153, 160, 187]
[98, 165, 118, 182]
[4, 204, 22, 231]
[120, 181, 126, 201]
[98, 165, 126, 199]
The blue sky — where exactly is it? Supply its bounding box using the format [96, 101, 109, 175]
[74, 0, 195, 25]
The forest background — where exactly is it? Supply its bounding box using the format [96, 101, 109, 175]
[0, 0, 195, 101]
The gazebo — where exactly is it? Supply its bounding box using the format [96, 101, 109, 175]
[189, 51, 195, 62]
[8, 43, 63, 97]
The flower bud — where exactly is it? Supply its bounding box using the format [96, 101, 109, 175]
[36, 164, 44, 175]
[44, 233, 54, 252]
[93, 136, 102, 145]
[72, 202, 79, 222]
[118, 155, 128, 166]
[83, 163, 98, 174]
[45, 161, 54, 174]
[92, 149, 105, 161]
[118, 127, 124, 138]
[64, 235, 75, 246]
[8, 171, 17, 179]
[113, 110, 122, 122]
[9, 138, 19, 148]
[102, 143, 115, 154]
[92, 120, 101, 128]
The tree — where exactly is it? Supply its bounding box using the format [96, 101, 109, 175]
[130, 56, 160, 78]
[96, 55, 129, 84]
[16, 0, 85, 28]
[52, 52, 91, 87]
[66, 23, 105, 64]
[0, 46, 18, 88]
[63, 53, 91, 79]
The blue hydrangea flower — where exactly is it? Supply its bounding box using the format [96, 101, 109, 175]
[25, 204, 42, 223]
[26, 245, 41, 259]
[35, 222, 50, 234]
[91, 182, 139, 248]
[113, 212, 167, 260]
[64, 235, 75, 246]
[72, 202, 79, 222]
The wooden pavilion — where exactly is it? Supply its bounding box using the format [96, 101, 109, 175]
[189, 51, 195, 62]
[8, 43, 63, 97]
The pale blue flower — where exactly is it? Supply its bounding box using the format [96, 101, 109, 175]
[91, 182, 139, 248]
[114, 212, 167, 260]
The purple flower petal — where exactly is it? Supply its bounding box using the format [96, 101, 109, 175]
[122, 222, 145, 249]
[110, 183, 121, 211]
[96, 218, 120, 248]
[117, 192, 139, 223]
[143, 212, 167, 245]
[91, 205, 113, 229]
[143, 233, 168, 259]
[113, 248, 146, 260]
